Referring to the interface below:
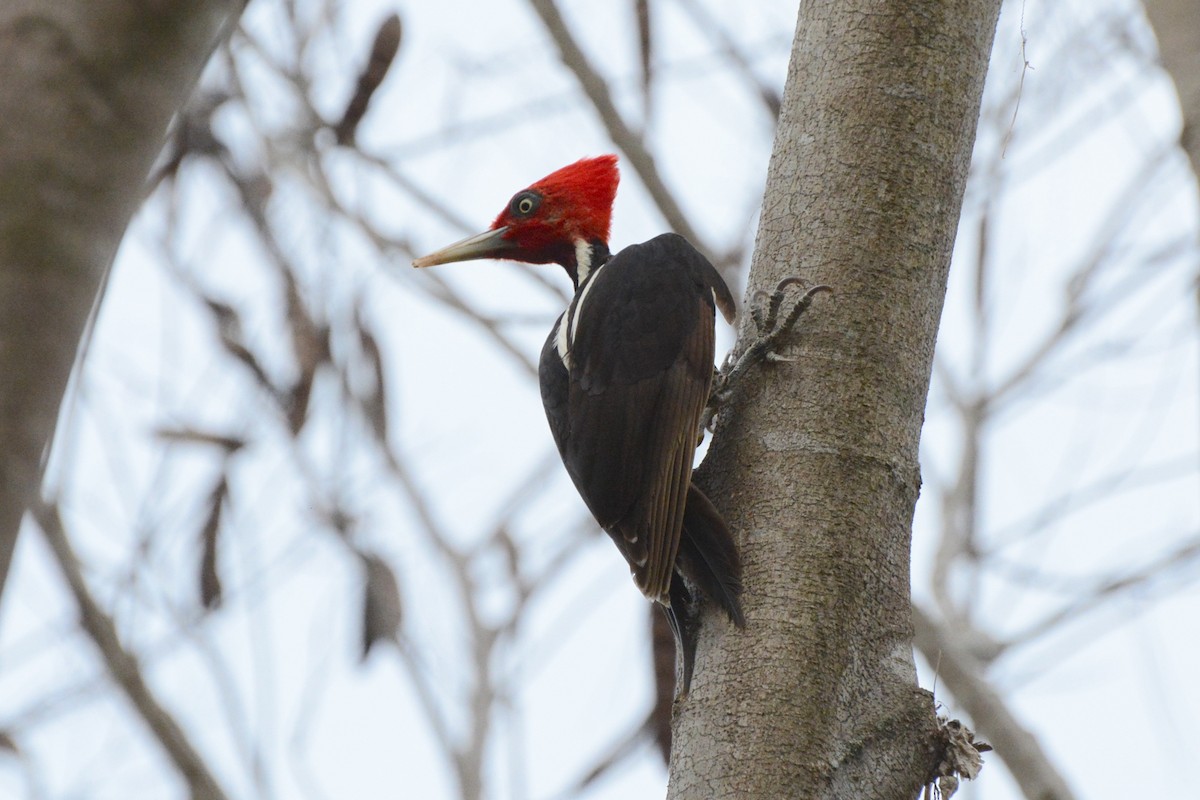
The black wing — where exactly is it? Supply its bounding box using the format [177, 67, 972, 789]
[538, 233, 731, 603]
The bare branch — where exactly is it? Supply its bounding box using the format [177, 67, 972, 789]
[1003, 533, 1200, 649]
[987, 456, 1198, 551]
[359, 552, 404, 658]
[31, 500, 228, 800]
[527, 0, 716, 260]
[674, 0, 781, 117]
[334, 14, 403, 146]
[913, 604, 1077, 800]
[635, 0, 653, 121]
[990, 142, 1177, 406]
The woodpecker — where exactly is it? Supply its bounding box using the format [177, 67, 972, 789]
[414, 155, 744, 691]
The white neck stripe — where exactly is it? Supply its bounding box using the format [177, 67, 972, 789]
[574, 238, 592, 285]
[569, 259, 605, 346]
[554, 316, 572, 370]
[556, 239, 607, 372]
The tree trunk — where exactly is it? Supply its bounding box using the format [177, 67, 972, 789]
[669, 1, 1003, 797]
[0, 1, 240, 608]
[1142, 0, 1200, 181]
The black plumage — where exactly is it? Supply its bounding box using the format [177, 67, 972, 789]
[539, 233, 744, 690]
[414, 157, 745, 692]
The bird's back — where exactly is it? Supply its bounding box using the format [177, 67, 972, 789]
[538, 233, 733, 601]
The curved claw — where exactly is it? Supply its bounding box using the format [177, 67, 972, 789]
[775, 276, 809, 292]
[702, 275, 830, 429]
[776, 284, 833, 337]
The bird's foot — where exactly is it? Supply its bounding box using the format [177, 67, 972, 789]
[702, 277, 830, 432]
[746, 276, 831, 352]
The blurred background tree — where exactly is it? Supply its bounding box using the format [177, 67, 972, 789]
[0, 1, 1196, 798]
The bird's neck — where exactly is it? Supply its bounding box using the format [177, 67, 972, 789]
[567, 237, 612, 290]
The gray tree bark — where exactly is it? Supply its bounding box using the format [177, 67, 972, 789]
[669, 2, 1003, 797]
[0, 1, 241, 608]
[1143, 0, 1200, 180]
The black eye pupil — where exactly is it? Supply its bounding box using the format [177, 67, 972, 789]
[520, 199, 532, 212]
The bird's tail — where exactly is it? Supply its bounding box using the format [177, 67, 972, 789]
[664, 483, 745, 693]
[678, 483, 744, 626]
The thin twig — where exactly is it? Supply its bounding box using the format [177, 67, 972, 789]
[990, 142, 1177, 405]
[334, 15, 403, 146]
[526, 0, 715, 260]
[912, 604, 1077, 800]
[999, 0, 1031, 158]
[32, 500, 229, 800]
[674, 0, 781, 117]
[1003, 534, 1200, 648]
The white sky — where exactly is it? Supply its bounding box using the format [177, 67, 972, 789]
[2, 0, 1198, 798]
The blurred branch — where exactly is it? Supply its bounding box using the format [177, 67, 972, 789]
[334, 14, 403, 146]
[31, 499, 228, 800]
[997, 8, 1157, 180]
[338, 204, 543, 378]
[987, 455, 1197, 552]
[383, 450, 494, 800]
[675, 0, 781, 117]
[245, 21, 573, 309]
[407, 270, 541, 378]
[554, 712, 655, 800]
[527, 0, 716, 261]
[635, 0, 653, 121]
[931, 151, 1004, 621]
[990, 142, 1176, 407]
[172, 88, 515, 793]
[1003, 533, 1200, 649]
[912, 604, 1077, 800]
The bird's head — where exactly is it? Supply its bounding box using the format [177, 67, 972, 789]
[413, 155, 619, 282]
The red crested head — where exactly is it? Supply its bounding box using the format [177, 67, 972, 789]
[413, 155, 619, 271]
[489, 155, 618, 253]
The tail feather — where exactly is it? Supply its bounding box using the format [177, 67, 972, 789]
[664, 580, 699, 694]
[664, 483, 744, 694]
[677, 484, 744, 627]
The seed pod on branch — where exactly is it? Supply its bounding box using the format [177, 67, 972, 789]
[335, 14, 403, 146]
[359, 551, 402, 659]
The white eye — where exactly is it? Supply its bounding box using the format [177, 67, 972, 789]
[511, 191, 541, 217]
